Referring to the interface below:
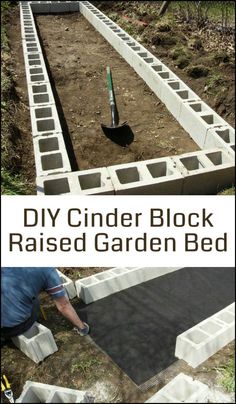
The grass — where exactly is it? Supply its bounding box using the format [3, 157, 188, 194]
[71, 358, 102, 375]
[216, 357, 235, 393]
[1, 1, 33, 195]
[218, 187, 235, 196]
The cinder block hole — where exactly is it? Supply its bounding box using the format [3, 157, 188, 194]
[50, 391, 78, 403]
[41, 153, 63, 171]
[26, 38, 35, 42]
[118, 33, 127, 38]
[99, 16, 106, 19]
[180, 156, 205, 170]
[96, 272, 112, 281]
[144, 57, 154, 63]
[25, 29, 34, 32]
[34, 94, 49, 103]
[20, 387, 51, 403]
[112, 29, 121, 33]
[168, 81, 181, 90]
[152, 65, 163, 72]
[231, 145, 235, 151]
[59, 276, 67, 284]
[216, 312, 234, 324]
[166, 379, 197, 402]
[24, 23, 33, 26]
[138, 52, 148, 58]
[23, 324, 40, 339]
[122, 37, 130, 41]
[27, 47, 38, 53]
[158, 72, 170, 79]
[81, 278, 97, 286]
[39, 137, 59, 152]
[215, 129, 231, 143]
[32, 84, 47, 93]
[127, 42, 136, 47]
[35, 107, 52, 119]
[185, 329, 209, 344]
[105, 23, 113, 25]
[147, 161, 173, 178]
[189, 103, 203, 112]
[205, 151, 229, 165]
[112, 268, 128, 275]
[44, 178, 70, 195]
[31, 74, 45, 82]
[201, 114, 222, 125]
[177, 90, 194, 100]
[116, 167, 140, 184]
[131, 46, 141, 51]
[199, 321, 222, 334]
[28, 54, 40, 60]
[29, 60, 41, 66]
[27, 42, 37, 47]
[26, 35, 35, 39]
[30, 68, 43, 75]
[37, 119, 55, 132]
[78, 172, 102, 190]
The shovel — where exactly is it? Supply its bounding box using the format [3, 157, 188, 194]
[101, 66, 131, 143]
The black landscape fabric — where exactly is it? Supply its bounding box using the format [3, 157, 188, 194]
[75, 268, 235, 386]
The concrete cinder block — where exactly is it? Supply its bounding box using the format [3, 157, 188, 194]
[25, 63, 50, 85]
[15, 380, 93, 403]
[33, 133, 71, 176]
[36, 167, 115, 195]
[179, 101, 228, 147]
[27, 82, 55, 107]
[56, 269, 77, 299]
[30, 2, 51, 14]
[12, 322, 58, 363]
[172, 149, 235, 194]
[204, 125, 235, 154]
[107, 158, 184, 195]
[30, 105, 62, 137]
[175, 303, 235, 368]
[145, 373, 209, 403]
[75, 267, 182, 304]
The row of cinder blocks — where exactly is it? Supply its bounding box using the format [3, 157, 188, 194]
[79, 2, 235, 149]
[175, 302, 235, 368]
[75, 267, 182, 304]
[20, 2, 72, 177]
[16, 381, 93, 403]
[29, 1, 80, 14]
[36, 148, 235, 195]
[145, 373, 209, 403]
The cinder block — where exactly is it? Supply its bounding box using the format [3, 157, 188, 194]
[22, 39, 43, 56]
[49, 2, 71, 13]
[36, 167, 115, 195]
[172, 149, 235, 194]
[56, 269, 77, 299]
[75, 267, 182, 304]
[30, 105, 62, 137]
[107, 158, 184, 195]
[30, 2, 51, 14]
[179, 101, 228, 147]
[145, 373, 209, 403]
[33, 133, 71, 177]
[175, 303, 235, 368]
[15, 380, 93, 403]
[204, 126, 235, 154]
[27, 82, 55, 107]
[12, 322, 58, 363]
[25, 63, 50, 85]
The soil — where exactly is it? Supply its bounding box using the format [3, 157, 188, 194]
[35, 13, 199, 171]
[1, 268, 235, 403]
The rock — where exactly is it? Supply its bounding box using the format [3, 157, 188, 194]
[65, 27, 69, 31]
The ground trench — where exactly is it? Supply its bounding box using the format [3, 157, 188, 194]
[34, 12, 199, 171]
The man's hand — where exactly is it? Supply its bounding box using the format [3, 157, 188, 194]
[53, 295, 88, 331]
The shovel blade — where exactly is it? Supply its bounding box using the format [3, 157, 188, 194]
[101, 122, 134, 147]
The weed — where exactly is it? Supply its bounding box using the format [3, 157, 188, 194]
[206, 74, 225, 90]
[218, 186, 235, 196]
[1, 168, 30, 195]
[71, 358, 102, 375]
[215, 357, 235, 392]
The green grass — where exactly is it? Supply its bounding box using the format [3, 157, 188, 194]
[216, 357, 235, 393]
[1, 169, 30, 195]
[218, 187, 235, 196]
[71, 358, 102, 375]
